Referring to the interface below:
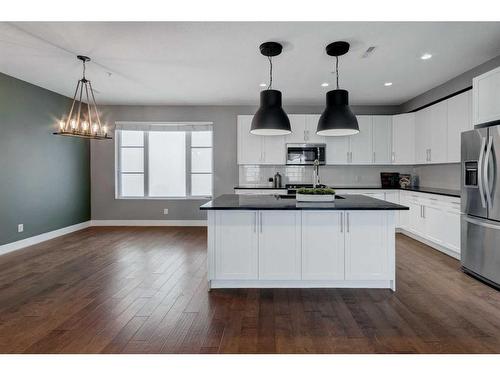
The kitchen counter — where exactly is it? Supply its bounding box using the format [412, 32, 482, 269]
[234, 185, 461, 197]
[203, 194, 400, 291]
[200, 194, 409, 211]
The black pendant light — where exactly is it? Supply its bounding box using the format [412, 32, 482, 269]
[317, 41, 359, 136]
[250, 42, 291, 136]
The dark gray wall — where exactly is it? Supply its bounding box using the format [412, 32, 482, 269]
[400, 54, 500, 112]
[0, 73, 90, 245]
[91, 104, 397, 220]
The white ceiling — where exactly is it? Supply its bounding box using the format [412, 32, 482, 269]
[1, 22, 500, 106]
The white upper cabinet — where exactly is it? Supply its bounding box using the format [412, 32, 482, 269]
[415, 106, 431, 164]
[262, 135, 286, 165]
[350, 115, 373, 164]
[429, 100, 448, 164]
[325, 136, 349, 164]
[414, 101, 448, 164]
[447, 91, 472, 162]
[392, 113, 415, 164]
[237, 115, 285, 165]
[237, 115, 263, 165]
[304, 114, 325, 143]
[285, 115, 307, 143]
[372, 116, 392, 164]
[473, 66, 500, 125]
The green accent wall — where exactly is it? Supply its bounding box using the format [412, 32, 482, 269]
[0, 73, 90, 245]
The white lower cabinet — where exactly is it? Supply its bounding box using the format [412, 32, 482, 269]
[345, 211, 391, 280]
[258, 211, 301, 280]
[211, 209, 395, 287]
[214, 211, 258, 280]
[301, 211, 344, 280]
[398, 191, 461, 258]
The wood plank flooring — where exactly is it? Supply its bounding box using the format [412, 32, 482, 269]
[1, 226, 500, 353]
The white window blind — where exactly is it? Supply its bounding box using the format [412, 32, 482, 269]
[116, 122, 213, 199]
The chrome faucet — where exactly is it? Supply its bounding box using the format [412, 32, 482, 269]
[312, 159, 320, 188]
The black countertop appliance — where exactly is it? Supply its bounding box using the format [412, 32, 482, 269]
[380, 172, 400, 188]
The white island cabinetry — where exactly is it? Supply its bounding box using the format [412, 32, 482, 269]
[207, 208, 396, 290]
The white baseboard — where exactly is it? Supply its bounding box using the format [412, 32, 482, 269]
[0, 219, 207, 257]
[90, 220, 207, 227]
[397, 228, 460, 260]
[0, 221, 92, 256]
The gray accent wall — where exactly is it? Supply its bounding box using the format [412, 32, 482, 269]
[0, 73, 90, 245]
[91, 104, 397, 221]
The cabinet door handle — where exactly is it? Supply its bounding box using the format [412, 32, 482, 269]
[340, 212, 344, 232]
[259, 212, 263, 233]
[346, 151, 349, 163]
[429, 149, 431, 162]
[254, 212, 257, 233]
[373, 152, 376, 163]
[346, 212, 350, 233]
[392, 152, 395, 162]
[423, 206, 425, 218]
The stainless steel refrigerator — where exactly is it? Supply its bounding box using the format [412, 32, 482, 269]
[461, 125, 500, 287]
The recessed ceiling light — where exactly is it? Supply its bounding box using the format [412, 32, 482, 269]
[421, 53, 432, 60]
[321, 82, 329, 87]
[259, 83, 267, 87]
[384, 82, 393, 87]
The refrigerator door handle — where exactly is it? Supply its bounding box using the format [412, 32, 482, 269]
[478, 136, 487, 208]
[464, 215, 500, 230]
[484, 136, 494, 209]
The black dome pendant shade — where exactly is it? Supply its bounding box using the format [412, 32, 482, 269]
[250, 42, 291, 136]
[317, 41, 359, 136]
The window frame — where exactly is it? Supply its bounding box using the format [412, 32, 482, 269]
[115, 126, 213, 200]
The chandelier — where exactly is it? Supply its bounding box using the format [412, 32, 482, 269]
[53, 55, 111, 140]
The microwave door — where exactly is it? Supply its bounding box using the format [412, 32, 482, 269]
[461, 129, 488, 218]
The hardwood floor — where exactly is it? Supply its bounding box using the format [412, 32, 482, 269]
[1, 226, 500, 353]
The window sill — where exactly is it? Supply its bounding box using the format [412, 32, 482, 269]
[116, 196, 212, 201]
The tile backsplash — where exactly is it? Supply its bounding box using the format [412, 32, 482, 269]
[239, 163, 461, 190]
[239, 165, 413, 187]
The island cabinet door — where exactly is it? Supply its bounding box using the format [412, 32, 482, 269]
[258, 211, 301, 280]
[301, 211, 345, 280]
[215, 211, 258, 280]
[344, 211, 391, 280]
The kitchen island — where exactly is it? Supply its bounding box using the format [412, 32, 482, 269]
[200, 194, 408, 291]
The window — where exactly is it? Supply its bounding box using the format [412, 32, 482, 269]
[116, 124, 213, 199]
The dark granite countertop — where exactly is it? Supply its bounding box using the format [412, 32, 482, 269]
[233, 185, 460, 198]
[200, 194, 409, 211]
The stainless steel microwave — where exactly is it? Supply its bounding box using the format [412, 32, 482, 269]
[286, 143, 326, 165]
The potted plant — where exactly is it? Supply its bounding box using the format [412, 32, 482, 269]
[296, 187, 336, 202]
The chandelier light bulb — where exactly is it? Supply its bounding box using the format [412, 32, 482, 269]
[82, 121, 88, 131]
[71, 119, 76, 129]
[103, 125, 107, 134]
[59, 121, 65, 130]
[93, 123, 98, 133]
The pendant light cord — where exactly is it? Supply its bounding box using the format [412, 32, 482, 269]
[336, 56, 339, 89]
[82, 59, 86, 80]
[268, 56, 273, 90]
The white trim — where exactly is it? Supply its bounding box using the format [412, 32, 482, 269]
[90, 220, 207, 227]
[209, 279, 394, 290]
[397, 228, 460, 260]
[0, 221, 92, 256]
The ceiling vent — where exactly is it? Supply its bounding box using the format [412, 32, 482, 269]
[362, 46, 376, 58]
